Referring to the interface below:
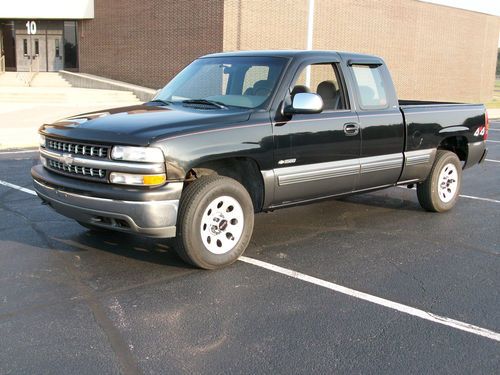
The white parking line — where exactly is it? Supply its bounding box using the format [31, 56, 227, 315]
[1, 178, 499, 342]
[396, 186, 500, 204]
[486, 159, 500, 163]
[486, 140, 500, 144]
[239, 256, 500, 342]
[459, 195, 500, 204]
[0, 180, 37, 196]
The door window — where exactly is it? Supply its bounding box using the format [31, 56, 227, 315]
[291, 63, 347, 110]
[34, 39, 39, 55]
[23, 39, 28, 55]
[55, 39, 60, 58]
[351, 65, 388, 109]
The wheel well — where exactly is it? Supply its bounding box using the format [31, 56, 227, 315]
[438, 136, 468, 162]
[185, 157, 264, 212]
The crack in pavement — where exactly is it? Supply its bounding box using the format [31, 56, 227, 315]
[0, 199, 142, 375]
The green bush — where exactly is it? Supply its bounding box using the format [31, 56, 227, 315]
[497, 49, 500, 76]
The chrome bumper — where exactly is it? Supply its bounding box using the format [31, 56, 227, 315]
[33, 178, 181, 238]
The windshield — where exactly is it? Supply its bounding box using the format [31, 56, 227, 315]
[154, 56, 288, 109]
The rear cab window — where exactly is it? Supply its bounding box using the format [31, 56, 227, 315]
[351, 65, 388, 110]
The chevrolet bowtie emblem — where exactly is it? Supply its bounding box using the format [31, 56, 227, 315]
[62, 154, 74, 165]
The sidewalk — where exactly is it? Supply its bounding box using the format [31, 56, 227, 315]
[0, 77, 142, 150]
[487, 108, 500, 119]
[0, 102, 138, 150]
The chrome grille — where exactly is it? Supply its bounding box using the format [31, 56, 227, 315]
[46, 138, 109, 158]
[46, 158, 107, 180]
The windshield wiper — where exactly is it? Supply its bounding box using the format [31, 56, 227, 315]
[182, 99, 227, 109]
[148, 99, 173, 106]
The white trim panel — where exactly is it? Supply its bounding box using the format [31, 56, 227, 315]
[0, 0, 94, 19]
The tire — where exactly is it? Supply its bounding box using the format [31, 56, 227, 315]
[417, 150, 462, 212]
[175, 175, 254, 269]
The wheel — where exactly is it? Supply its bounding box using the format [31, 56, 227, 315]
[417, 150, 462, 212]
[175, 175, 254, 269]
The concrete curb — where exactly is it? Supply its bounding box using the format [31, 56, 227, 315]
[59, 71, 156, 102]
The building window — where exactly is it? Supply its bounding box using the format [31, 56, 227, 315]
[0, 21, 16, 70]
[63, 21, 78, 69]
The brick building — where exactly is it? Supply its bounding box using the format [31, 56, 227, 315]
[1, 0, 499, 102]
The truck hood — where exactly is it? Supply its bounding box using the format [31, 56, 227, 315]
[40, 104, 252, 146]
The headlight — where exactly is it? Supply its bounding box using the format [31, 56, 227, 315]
[109, 172, 166, 186]
[111, 146, 164, 163]
[39, 134, 46, 148]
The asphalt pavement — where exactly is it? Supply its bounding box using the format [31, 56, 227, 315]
[0, 123, 499, 374]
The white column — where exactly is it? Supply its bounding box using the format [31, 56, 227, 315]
[305, 0, 315, 87]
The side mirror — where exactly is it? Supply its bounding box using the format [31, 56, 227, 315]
[285, 93, 323, 115]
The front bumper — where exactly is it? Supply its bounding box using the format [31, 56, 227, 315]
[32, 165, 182, 238]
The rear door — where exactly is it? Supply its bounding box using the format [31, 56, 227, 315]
[347, 61, 405, 190]
[272, 59, 361, 205]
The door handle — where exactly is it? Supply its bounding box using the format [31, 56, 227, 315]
[343, 123, 359, 136]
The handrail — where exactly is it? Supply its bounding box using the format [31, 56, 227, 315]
[28, 57, 40, 86]
[0, 55, 5, 74]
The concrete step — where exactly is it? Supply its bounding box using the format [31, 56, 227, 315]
[0, 72, 29, 87]
[30, 73, 72, 88]
[0, 87, 141, 104]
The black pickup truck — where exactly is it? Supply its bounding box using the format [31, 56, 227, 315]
[31, 50, 489, 269]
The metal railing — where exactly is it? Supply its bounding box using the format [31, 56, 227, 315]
[0, 55, 5, 74]
[28, 57, 40, 86]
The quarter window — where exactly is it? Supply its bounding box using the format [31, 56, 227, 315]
[351, 65, 388, 109]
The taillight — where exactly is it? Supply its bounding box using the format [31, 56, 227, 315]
[484, 110, 489, 140]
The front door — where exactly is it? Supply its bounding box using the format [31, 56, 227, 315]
[15, 21, 65, 72]
[15, 34, 47, 72]
[46, 34, 64, 71]
[272, 62, 361, 206]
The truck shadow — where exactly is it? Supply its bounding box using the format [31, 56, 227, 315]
[49, 192, 423, 268]
[56, 229, 195, 268]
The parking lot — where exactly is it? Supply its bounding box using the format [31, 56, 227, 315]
[0, 122, 499, 374]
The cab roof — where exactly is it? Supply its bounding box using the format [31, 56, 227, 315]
[201, 50, 383, 62]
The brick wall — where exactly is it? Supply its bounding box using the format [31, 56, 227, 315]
[79, 0, 499, 102]
[79, 0, 224, 89]
[223, 0, 500, 102]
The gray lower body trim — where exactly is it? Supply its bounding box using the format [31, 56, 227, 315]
[272, 158, 358, 205]
[399, 148, 437, 182]
[33, 179, 178, 238]
[277, 159, 359, 186]
[263, 153, 406, 207]
[357, 153, 403, 190]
